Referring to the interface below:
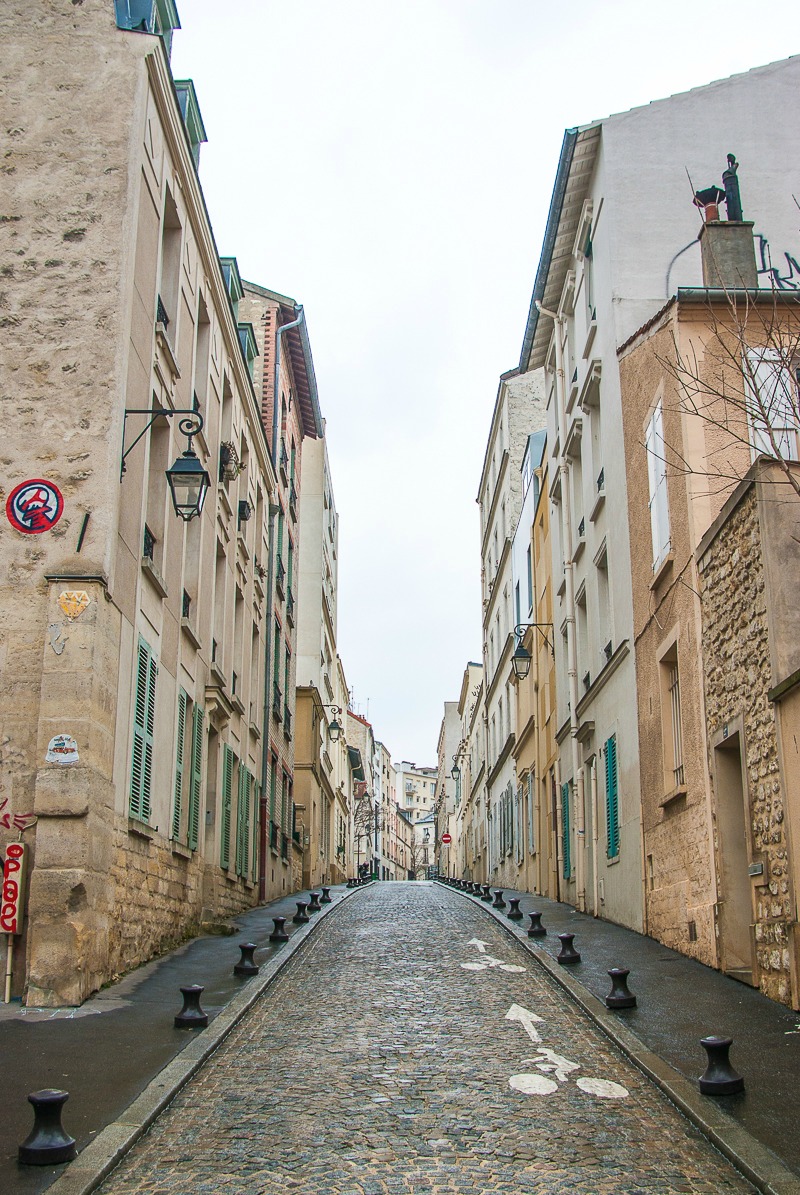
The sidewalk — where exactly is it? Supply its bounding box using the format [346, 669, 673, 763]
[0, 883, 354, 1195]
[442, 880, 800, 1187]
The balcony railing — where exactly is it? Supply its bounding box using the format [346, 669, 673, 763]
[286, 588, 295, 624]
[283, 704, 292, 738]
[597, 467, 605, 493]
[143, 524, 156, 561]
[156, 295, 169, 328]
[270, 820, 279, 851]
[272, 683, 282, 721]
[281, 832, 289, 861]
[279, 443, 289, 480]
[182, 589, 191, 619]
[289, 480, 298, 519]
[276, 557, 286, 598]
[578, 517, 585, 540]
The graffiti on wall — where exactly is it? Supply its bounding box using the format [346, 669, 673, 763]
[755, 234, 800, 291]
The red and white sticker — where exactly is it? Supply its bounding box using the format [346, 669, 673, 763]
[6, 479, 64, 534]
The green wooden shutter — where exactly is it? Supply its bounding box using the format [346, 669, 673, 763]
[171, 689, 187, 840]
[562, 781, 571, 878]
[606, 734, 620, 859]
[251, 782, 261, 883]
[235, 764, 250, 877]
[188, 705, 203, 851]
[130, 638, 156, 822]
[220, 745, 234, 868]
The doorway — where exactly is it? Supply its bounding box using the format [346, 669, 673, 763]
[714, 730, 755, 985]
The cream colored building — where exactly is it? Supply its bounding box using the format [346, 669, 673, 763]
[457, 668, 485, 882]
[619, 211, 800, 1005]
[0, 3, 277, 1004]
[434, 702, 460, 879]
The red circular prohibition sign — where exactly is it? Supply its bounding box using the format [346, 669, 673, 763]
[6, 479, 64, 534]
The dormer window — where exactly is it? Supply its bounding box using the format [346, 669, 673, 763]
[174, 80, 207, 169]
[115, 0, 181, 59]
[220, 258, 244, 322]
[237, 323, 258, 381]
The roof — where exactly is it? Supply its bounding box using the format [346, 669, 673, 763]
[519, 125, 601, 372]
[242, 280, 323, 439]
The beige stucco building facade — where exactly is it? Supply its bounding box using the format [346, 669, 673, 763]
[0, 3, 278, 1004]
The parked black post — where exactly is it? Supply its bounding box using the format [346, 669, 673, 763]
[605, 967, 637, 1008]
[507, 898, 523, 921]
[293, 901, 310, 924]
[527, 911, 547, 937]
[174, 984, 209, 1028]
[234, 943, 259, 977]
[699, 1036, 745, 1095]
[492, 890, 506, 909]
[18, 1090, 77, 1165]
[481, 884, 492, 902]
[269, 916, 289, 943]
[308, 892, 322, 913]
[557, 933, 581, 964]
[321, 887, 332, 903]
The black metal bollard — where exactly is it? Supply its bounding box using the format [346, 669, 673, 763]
[269, 916, 289, 943]
[471, 882, 482, 896]
[308, 892, 322, 913]
[481, 884, 492, 902]
[174, 984, 209, 1028]
[557, 933, 581, 965]
[492, 890, 506, 909]
[293, 901, 310, 923]
[346, 878, 355, 888]
[18, 1090, 77, 1165]
[234, 942, 259, 977]
[528, 911, 547, 937]
[605, 967, 636, 1008]
[699, 1036, 745, 1095]
[321, 887, 332, 903]
[507, 898, 523, 921]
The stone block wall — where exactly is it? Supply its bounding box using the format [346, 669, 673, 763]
[699, 484, 794, 1006]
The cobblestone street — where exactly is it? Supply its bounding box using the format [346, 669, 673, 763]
[97, 883, 753, 1195]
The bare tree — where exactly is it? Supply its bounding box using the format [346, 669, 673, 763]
[656, 286, 800, 503]
[352, 789, 375, 876]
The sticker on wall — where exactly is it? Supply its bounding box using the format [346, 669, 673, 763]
[45, 734, 79, 765]
[58, 590, 91, 621]
[6, 479, 64, 534]
[47, 624, 67, 656]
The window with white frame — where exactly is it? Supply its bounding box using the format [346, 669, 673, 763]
[645, 400, 670, 570]
[744, 347, 800, 462]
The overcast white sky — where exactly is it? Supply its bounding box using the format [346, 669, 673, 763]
[172, 1, 800, 765]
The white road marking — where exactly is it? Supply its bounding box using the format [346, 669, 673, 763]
[505, 1003, 546, 1044]
[467, 938, 490, 953]
[509, 1073, 559, 1096]
[522, 1048, 580, 1083]
[576, 1077, 629, 1099]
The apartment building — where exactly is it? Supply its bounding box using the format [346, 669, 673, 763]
[618, 195, 800, 1005]
[477, 370, 546, 888]
[434, 703, 460, 879]
[346, 711, 377, 877]
[458, 671, 486, 882]
[395, 761, 437, 876]
[0, 2, 278, 1004]
[517, 54, 800, 933]
[238, 281, 323, 898]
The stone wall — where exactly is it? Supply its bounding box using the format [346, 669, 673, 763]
[699, 484, 794, 1006]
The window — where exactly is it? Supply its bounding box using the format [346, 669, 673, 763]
[527, 772, 535, 854]
[561, 781, 571, 878]
[220, 745, 234, 869]
[130, 637, 158, 823]
[605, 734, 619, 859]
[188, 705, 204, 851]
[235, 764, 252, 878]
[171, 688, 188, 841]
[659, 645, 685, 791]
[646, 400, 670, 570]
[526, 545, 533, 615]
[744, 347, 800, 462]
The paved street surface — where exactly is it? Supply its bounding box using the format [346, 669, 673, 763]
[97, 883, 753, 1194]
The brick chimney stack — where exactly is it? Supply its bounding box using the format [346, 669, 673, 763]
[694, 154, 758, 289]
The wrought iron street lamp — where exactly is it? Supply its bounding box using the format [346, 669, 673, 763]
[321, 704, 343, 743]
[512, 622, 555, 680]
[121, 408, 210, 522]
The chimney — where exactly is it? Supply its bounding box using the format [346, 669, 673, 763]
[694, 154, 757, 289]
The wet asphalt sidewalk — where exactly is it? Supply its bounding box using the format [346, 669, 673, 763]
[0, 883, 354, 1195]
[441, 880, 800, 1187]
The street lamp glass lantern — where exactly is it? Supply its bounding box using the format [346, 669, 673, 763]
[450, 762, 460, 781]
[512, 641, 532, 680]
[166, 449, 211, 522]
[327, 716, 342, 743]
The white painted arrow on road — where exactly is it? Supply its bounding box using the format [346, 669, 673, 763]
[467, 938, 490, 953]
[505, 1003, 546, 1043]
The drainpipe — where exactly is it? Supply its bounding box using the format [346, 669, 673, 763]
[259, 304, 305, 901]
[536, 301, 587, 913]
[554, 755, 563, 904]
[591, 758, 599, 916]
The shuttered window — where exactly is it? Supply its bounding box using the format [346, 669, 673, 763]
[187, 705, 203, 851]
[251, 782, 260, 883]
[646, 401, 670, 570]
[220, 745, 234, 869]
[605, 733, 620, 859]
[171, 688, 187, 840]
[130, 637, 157, 822]
[235, 764, 251, 877]
[561, 781, 571, 878]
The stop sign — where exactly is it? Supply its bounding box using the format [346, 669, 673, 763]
[441, 833, 452, 844]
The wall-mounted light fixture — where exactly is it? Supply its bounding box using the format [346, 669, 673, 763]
[321, 704, 343, 743]
[122, 408, 210, 522]
[512, 622, 555, 680]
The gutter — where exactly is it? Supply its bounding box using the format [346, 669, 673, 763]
[518, 128, 579, 373]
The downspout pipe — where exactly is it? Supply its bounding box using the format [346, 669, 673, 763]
[258, 304, 305, 900]
[536, 301, 587, 914]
